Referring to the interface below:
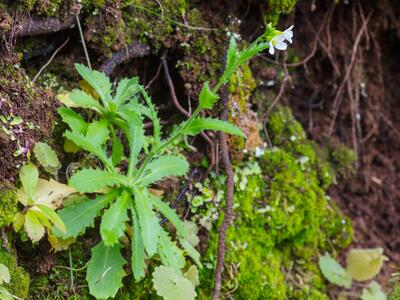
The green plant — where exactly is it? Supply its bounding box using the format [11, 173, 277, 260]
[319, 248, 388, 299]
[14, 163, 73, 242]
[50, 28, 289, 299]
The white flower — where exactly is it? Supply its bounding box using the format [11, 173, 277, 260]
[268, 25, 294, 55]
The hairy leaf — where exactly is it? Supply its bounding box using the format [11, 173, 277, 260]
[33, 142, 61, 175]
[75, 64, 112, 103]
[68, 89, 103, 112]
[361, 281, 387, 300]
[69, 169, 126, 193]
[112, 130, 124, 166]
[139, 156, 189, 186]
[53, 191, 118, 239]
[152, 266, 196, 300]
[115, 77, 139, 104]
[19, 163, 38, 203]
[86, 241, 126, 299]
[57, 107, 88, 134]
[180, 238, 202, 268]
[199, 82, 219, 109]
[131, 206, 146, 282]
[319, 253, 352, 288]
[346, 248, 387, 281]
[86, 119, 110, 147]
[158, 230, 185, 274]
[134, 188, 160, 257]
[64, 131, 110, 166]
[24, 210, 45, 242]
[185, 118, 245, 138]
[100, 191, 130, 246]
[149, 194, 186, 237]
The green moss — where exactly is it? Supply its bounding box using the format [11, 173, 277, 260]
[390, 283, 400, 300]
[199, 106, 352, 299]
[0, 250, 29, 298]
[0, 188, 18, 228]
[323, 140, 356, 178]
[265, 0, 298, 24]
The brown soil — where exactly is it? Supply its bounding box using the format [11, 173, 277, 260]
[268, 0, 400, 283]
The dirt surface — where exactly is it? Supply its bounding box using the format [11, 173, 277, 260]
[266, 0, 400, 283]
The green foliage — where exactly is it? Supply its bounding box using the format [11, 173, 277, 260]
[265, 0, 298, 24]
[52, 36, 274, 298]
[389, 282, 400, 300]
[33, 142, 61, 175]
[361, 281, 387, 300]
[86, 241, 127, 299]
[319, 254, 352, 288]
[199, 106, 352, 299]
[15, 163, 73, 242]
[0, 250, 29, 299]
[152, 266, 196, 300]
[319, 249, 387, 298]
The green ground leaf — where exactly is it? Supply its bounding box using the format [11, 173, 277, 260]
[346, 248, 388, 281]
[0, 287, 13, 300]
[183, 221, 199, 247]
[152, 266, 196, 300]
[138, 155, 189, 186]
[53, 191, 118, 239]
[33, 142, 61, 175]
[361, 281, 387, 300]
[75, 64, 112, 103]
[319, 253, 352, 288]
[134, 188, 160, 257]
[179, 238, 201, 269]
[184, 265, 199, 287]
[185, 118, 245, 138]
[100, 191, 130, 246]
[19, 163, 38, 203]
[199, 82, 219, 109]
[86, 241, 126, 299]
[69, 169, 126, 193]
[0, 264, 10, 284]
[58, 107, 88, 134]
[131, 206, 146, 282]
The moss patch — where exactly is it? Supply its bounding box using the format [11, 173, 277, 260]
[0, 188, 18, 228]
[0, 250, 30, 298]
[199, 106, 352, 299]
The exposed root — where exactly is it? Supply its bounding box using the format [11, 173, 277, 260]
[99, 41, 151, 76]
[212, 86, 235, 300]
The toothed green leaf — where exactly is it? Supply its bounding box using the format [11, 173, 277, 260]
[100, 191, 130, 246]
[19, 163, 38, 203]
[319, 253, 352, 288]
[69, 169, 126, 193]
[52, 191, 118, 239]
[57, 107, 88, 134]
[68, 89, 103, 112]
[138, 155, 189, 186]
[75, 64, 112, 103]
[131, 206, 146, 282]
[199, 82, 219, 109]
[115, 77, 140, 104]
[184, 118, 245, 138]
[86, 241, 126, 299]
[33, 142, 61, 175]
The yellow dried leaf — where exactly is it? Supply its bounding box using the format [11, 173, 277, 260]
[48, 235, 76, 252]
[346, 248, 388, 281]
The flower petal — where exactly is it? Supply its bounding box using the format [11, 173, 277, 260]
[269, 42, 275, 55]
[274, 41, 287, 50]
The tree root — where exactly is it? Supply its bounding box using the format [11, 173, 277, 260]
[212, 86, 235, 300]
[14, 11, 78, 37]
[100, 41, 151, 76]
